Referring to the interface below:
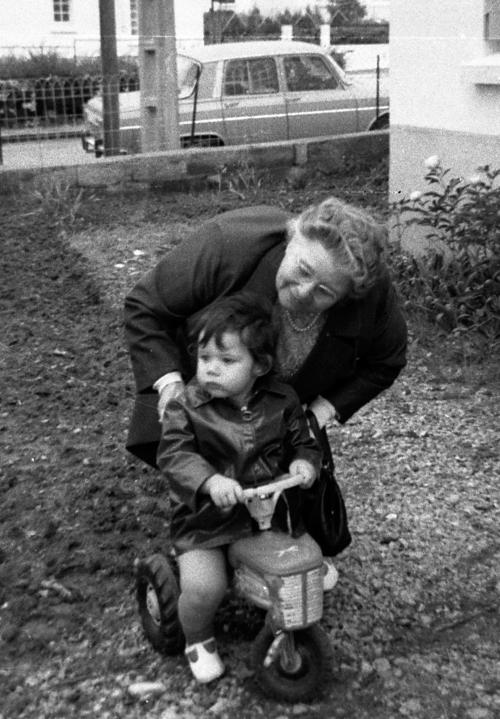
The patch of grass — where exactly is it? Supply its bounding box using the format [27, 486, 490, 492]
[31, 175, 84, 232]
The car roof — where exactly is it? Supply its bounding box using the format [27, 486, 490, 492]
[181, 40, 328, 63]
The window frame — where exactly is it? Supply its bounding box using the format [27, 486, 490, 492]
[223, 56, 280, 97]
[283, 54, 340, 93]
[130, 0, 138, 36]
[53, 0, 71, 23]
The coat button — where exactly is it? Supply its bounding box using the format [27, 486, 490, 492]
[241, 407, 252, 421]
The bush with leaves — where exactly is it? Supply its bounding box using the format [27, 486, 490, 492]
[0, 50, 138, 80]
[389, 158, 500, 355]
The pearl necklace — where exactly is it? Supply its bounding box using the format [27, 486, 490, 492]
[284, 309, 322, 333]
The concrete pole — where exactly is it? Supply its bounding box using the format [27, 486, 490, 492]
[139, 0, 180, 153]
[99, 0, 120, 156]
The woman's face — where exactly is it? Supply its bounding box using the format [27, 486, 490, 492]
[275, 234, 352, 314]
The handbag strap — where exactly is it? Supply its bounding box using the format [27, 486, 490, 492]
[305, 409, 335, 476]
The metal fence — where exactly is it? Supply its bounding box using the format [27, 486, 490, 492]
[0, 73, 139, 133]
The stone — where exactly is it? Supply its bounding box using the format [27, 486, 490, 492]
[128, 681, 166, 700]
[467, 709, 491, 719]
[1, 621, 20, 642]
[399, 698, 422, 715]
[373, 657, 392, 677]
[160, 708, 183, 719]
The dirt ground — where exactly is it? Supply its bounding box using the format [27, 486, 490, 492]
[1, 166, 499, 719]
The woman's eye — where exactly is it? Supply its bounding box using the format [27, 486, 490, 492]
[298, 265, 311, 277]
[222, 357, 236, 364]
[318, 286, 335, 298]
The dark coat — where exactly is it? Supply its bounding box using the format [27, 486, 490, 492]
[157, 375, 321, 554]
[125, 205, 407, 467]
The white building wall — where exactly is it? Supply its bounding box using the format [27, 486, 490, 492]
[390, 0, 500, 214]
[0, 2, 58, 48]
[391, 0, 497, 135]
[0, 0, 203, 56]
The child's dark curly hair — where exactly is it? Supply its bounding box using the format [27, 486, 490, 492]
[189, 291, 276, 370]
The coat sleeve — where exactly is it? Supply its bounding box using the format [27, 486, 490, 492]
[283, 390, 322, 475]
[326, 279, 408, 422]
[124, 206, 289, 393]
[124, 221, 226, 393]
[157, 399, 218, 512]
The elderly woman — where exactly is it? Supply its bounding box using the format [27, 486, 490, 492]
[124, 197, 407, 468]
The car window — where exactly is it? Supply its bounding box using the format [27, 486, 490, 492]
[283, 55, 339, 92]
[248, 57, 279, 94]
[223, 57, 279, 96]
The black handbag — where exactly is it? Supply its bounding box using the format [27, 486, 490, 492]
[302, 410, 351, 556]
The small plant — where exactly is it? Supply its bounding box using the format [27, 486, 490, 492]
[389, 158, 500, 356]
[32, 175, 84, 232]
[214, 155, 268, 201]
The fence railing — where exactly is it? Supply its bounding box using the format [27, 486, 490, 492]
[0, 73, 139, 133]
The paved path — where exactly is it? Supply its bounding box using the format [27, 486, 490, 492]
[1, 137, 99, 170]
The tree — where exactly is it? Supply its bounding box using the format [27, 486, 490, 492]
[245, 7, 264, 35]
[327, 0, 367, 25]
[276, 10, 299, 26]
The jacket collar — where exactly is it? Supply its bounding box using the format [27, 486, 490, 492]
[188, 373, 287, 409]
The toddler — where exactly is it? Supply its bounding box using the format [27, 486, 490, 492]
[157, 291, 321, 683]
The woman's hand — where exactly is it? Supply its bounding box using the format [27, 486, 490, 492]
[157, 380, 185, 421]
[307, 395, 338, 429]
[289, 459, 316, 488]
[203, 474, 244, 508]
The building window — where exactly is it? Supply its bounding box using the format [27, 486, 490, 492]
[53, 0, 70, 22]
[130, 0, 138, 35]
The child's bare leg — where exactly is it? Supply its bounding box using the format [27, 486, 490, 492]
[177, 547, 228, 643]
[177, 548, 227, 683]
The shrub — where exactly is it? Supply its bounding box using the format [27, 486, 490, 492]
[0, 50, 138, 80]
[389, 159, 500, 356]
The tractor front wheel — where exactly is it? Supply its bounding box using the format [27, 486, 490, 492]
[251, 625, 332, 702]
[135, 553, 184, 655]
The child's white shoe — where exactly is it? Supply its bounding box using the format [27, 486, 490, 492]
[185, 638, 225, 684]
[322, 558, 339, 591]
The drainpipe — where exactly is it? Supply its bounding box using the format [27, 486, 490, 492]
[375, 54, 380, 122]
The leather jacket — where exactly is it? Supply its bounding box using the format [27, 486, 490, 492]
[157, 374, 321, 554]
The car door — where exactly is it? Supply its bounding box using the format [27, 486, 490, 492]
[221, 55, 288, 145]
[282, 53, 358, 139]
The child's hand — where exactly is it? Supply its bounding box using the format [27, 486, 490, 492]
[289, 459, 316, 489]
[203, 474, 244, 508]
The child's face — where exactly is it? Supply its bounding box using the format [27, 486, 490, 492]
[196, 331, 262, 405]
